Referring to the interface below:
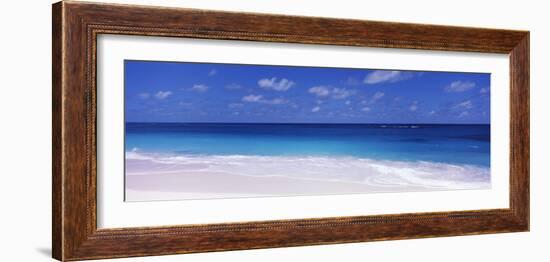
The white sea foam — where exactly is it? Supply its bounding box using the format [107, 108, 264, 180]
[125, 151, 490, 191]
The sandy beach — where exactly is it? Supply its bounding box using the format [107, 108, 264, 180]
[125, 153, 490, 202]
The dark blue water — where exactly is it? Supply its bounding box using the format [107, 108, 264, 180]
[125, 123, 490, 167]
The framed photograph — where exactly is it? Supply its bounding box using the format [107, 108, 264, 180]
[52, 1, 529, 261]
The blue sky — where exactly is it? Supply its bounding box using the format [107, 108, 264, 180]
[125, 60, 490, 124]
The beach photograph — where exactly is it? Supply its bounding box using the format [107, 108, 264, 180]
[124, 60, 491, 201]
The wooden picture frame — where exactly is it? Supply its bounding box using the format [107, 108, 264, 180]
[52, 1, 529, 261]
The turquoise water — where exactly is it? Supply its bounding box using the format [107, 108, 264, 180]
[125, 123, 490, 167]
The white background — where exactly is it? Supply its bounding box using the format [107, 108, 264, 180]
[0, 0, 546, 261]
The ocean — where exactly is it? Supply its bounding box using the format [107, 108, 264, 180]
[124, 123, 491, 201]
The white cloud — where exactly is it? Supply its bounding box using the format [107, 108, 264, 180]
[264, 98, 287, 105]
[372, 92, 385, 100]
[138, 93, 150, 99]
[369, 91, 385, 104]
[309, 86, 331, 97]
[242, 94, 263, 102]
[309, 86, 356, 99]
[191, 84, 209, 92]
[479, 87, 489, 94]
[208, 69, 217, 76]
[154, 91, 172, 99]
[311, 106, 321, 112]
[345, 100, 351, 105]
[225, 83, 242, 90]
[258, 77, 295, 91]
[445, 81, 476, 92]
[409, 101, 418, 111]
[455, 100, 474, 109]
[459, 111, 469, 118]
[364, 70, 414, 84]
[344, 77, 361, 86]
[228, 103, 244, 108]
[242, 95, 286, 105]
[429, 110, 436, 115]
[363, 92, 385, 105]
[332, 88, 356, 99]
[362, 107, 371, 112]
